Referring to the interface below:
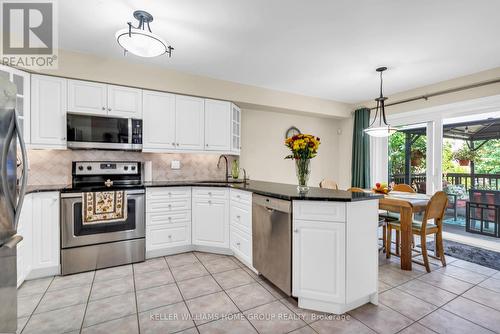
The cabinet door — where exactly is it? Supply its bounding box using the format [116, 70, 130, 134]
[31, 75, 67, 148]
[192, 197, 229, 248]
[143, 91, 176, 151]
[231, 103, 241, 154]
[31, 192, 60, 275]
[107, 85, 143, 118]
[204, 99, 231, 151]
[175, 95, 204, 150]
[67, 79, 107, 115]
[16, 194, 32, 287]
[292, 220, 345, 303]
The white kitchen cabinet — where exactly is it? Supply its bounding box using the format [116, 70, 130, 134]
[67, 79, 107, 115]
[292, 219, 346, 304]
[292, 200, 378, 314]
[30, 192, 60, 278]
[231, 103, 241, 154]
[0, 65, 30, 145]
[31, 75, 67, 149]
[145, 187, 192, 258]
[107, 85, 142, 118]
[192, 187, 229, 249]
[175, 95, 205, 150]
[16, 194, 32, 288]
[142, 90, 176, 151]
[229, 189, 253, 267]
[204, 99, 231, 151]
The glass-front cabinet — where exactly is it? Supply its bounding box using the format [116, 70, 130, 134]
[0, 65, 30, 144]
[231, 103, 241, 154]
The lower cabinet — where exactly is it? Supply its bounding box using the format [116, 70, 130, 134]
[292, 219, 346, 303]
[145, 187, 192, 258]
[29, 192, 60, 279]
[229, 189, 253, 267]
[192, 187, 229, 249]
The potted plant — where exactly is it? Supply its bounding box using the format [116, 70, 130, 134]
[410, 150, 424, 166]
[452, 146, 478, 166]
[285, 134, 321, 193]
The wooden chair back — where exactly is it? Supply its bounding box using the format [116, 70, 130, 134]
[393, 184, 415, 193]
[319, 179, 338, 190]
[421, 191, 448, 230]
[347, 187, 364, 193]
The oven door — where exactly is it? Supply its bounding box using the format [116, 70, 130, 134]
[61, 189, 145, 248]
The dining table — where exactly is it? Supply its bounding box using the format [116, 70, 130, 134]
[376, 190, 431, 271]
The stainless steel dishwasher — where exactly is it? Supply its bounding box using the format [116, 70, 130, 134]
[252, 194, 292, 295]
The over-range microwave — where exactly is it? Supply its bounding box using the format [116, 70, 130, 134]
[67, 113, 142, 151]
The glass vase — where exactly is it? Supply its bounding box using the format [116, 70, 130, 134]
[231, 159, 240, 179]
[295, 158, 311, 193]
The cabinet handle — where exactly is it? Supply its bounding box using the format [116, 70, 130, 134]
[294, 229, 299, 233]
[236, 195, 241, 198]
[171, 142, 175, 146]
[168, 235, 172, 238]
[208, 200, 212, 204]
[236, 242, 240, 246]
[102, 107, 105, 110]
[168, 216, 172, 220]
[168, 204, 172, 208]
[107, 108, 111, 111]
[168, 192, 172, 196]
[236, 215, 240, 219]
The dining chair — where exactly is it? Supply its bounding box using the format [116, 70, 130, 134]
[319, 179, 339, 190]
[347, 187, 386, 252]
[393, 183, 416, 193]
[380, 183, 416, 253]
[385, 191, 448, 272]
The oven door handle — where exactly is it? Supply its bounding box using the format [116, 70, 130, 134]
[61, 189, 145, 198]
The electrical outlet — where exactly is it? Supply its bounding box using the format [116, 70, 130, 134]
[171, 160, 181, 169]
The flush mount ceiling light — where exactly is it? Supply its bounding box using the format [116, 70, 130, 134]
[364, 67, 397, 137]
[115, 10, 173, 58]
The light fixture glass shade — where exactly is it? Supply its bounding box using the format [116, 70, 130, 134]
[115, 28, 168, 57]
[364, 125, 397, 137]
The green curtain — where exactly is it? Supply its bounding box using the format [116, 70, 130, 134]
[351, 108, 371, 188]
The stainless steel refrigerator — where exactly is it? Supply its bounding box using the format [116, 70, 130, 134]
[0, 76, 28, 333]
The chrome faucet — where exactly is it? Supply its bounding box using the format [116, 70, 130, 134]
[217, 155, 229, 182]
[242, 168, 248, 183]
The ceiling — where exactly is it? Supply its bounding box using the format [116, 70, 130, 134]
[58, 0, 500, 103]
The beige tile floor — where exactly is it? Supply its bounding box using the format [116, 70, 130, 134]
[12, 250, 500, 334]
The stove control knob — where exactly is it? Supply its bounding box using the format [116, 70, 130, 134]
[131, 166, 136, 171]
[78, 166, 84, 171]
[124, 166, 129, 171]
[87, 166, 92, 171]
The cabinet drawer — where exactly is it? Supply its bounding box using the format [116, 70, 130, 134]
[230, 189, 252, 205]
[147, 198, 191, 213]
[147, 211, 190, 226]
[293, 201, 346, 222]
[146, 225, 190, 250]
[230, 204, 251, 234]
[146, 187, 191, 200]
[230, 226, 252, 264]
[192, 187, 228, 199]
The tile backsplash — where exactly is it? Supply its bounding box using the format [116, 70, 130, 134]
[27, 149, 234, 185]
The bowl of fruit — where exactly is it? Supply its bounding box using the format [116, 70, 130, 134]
[373, 182, 391, 194]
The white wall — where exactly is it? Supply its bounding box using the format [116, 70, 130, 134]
[239, 108, 341, 186]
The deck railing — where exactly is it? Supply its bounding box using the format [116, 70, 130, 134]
[390, 173, 500, 191]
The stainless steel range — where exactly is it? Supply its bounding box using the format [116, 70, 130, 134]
[60, 161, 145, 275]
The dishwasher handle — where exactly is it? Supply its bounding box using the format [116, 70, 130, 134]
[253, 194, 291, 213]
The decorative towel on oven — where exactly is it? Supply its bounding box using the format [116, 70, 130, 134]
[82, 191, 128, 224]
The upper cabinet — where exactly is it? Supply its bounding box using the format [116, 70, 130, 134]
[68, 80, 142, 118]
[31, 75, 67, 149]
[143, 90, 176, 151]
[175, 95, 205, 150]
[107, 85, 143, 118]
[0, 65, 30, 145]
[231, 103, 241, 154]
[67, 80, 107, 115]
[205, 99, 231, 151]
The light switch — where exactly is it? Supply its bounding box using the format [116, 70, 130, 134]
[171, 160, 181, 169]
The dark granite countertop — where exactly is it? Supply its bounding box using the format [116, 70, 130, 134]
[27, 180, 381, 202]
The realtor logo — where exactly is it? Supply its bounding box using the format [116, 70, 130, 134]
[1, 0, 58, 68]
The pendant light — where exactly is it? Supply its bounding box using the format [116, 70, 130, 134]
[116, 10, 173, 58]
[364, 67, 397, 137]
